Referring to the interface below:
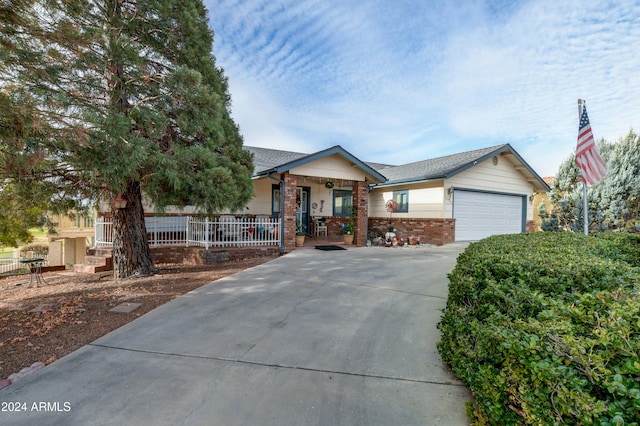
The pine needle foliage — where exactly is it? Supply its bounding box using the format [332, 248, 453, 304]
[1, 1, 253, 276]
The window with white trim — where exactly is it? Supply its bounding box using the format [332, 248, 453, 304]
[393, 190, 408, 213]
[333, 190, 352, 217]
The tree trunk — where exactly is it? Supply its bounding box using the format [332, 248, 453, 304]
[112, 179, 156, 279]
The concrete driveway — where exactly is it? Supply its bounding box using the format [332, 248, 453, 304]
[0, 243, 472, 425]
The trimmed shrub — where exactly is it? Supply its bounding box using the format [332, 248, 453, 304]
[19, 244, 48, 258]
[438, 233, 640, 425]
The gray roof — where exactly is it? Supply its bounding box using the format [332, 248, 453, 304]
[244, 143, 550, 191]
[245, 145, 387, 183]
[370, 143, 550, 192]
[364, 161, 396, 171]
[373, 144, 507, 183]
[244, 146, 309, 174]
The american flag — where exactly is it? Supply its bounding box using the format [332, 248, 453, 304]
[575, 105, 607, 186]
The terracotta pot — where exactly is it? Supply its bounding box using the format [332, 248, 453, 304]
[343, 234, 354, 245]
[295, 235, 305, 247]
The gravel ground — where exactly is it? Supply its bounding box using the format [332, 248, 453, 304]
[0, 256, 276, 382]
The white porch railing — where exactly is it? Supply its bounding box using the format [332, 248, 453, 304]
[0, 256, 49, 275]
[95, 216, 280, 249]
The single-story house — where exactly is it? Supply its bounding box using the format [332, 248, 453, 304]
[240, 143, 549, 250]
[102, 143, 550, 254]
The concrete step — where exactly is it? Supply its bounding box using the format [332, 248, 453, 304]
[83, 255, 113, 267]
[88, 247, 113, 257]
[73, 263, 113, 274]
[75, 248, 113, 274]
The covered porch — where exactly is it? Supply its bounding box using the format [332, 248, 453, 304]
[246, 145, 387, 252]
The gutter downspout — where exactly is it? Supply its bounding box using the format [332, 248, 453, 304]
[367, 183, 376, 246]
[268, 173, 286, 256]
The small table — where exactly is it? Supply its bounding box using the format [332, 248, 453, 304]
[19, 258, 48, 287]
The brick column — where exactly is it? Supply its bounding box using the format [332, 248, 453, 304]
[353, 181, 368, 246]
[282, 172, 297, 252]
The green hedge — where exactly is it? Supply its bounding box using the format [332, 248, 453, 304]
[438, 233, 640, 425]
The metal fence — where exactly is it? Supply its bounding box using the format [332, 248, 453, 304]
[95, 216, 280, 249]
[0, 256, 49, 275]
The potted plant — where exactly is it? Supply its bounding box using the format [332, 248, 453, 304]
[342, 221, 354, 245]
[295, 221, 306, 247]
[385, 225, 396, 242]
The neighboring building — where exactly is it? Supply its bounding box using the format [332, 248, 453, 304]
[47, 212, 95, 267]
[533, 176, 555, 230]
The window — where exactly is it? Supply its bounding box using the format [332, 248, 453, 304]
[333, 190, 352, 217]
[393, 190, 408, 213]
[272, 185, 280, 217]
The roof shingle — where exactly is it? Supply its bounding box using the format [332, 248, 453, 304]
[372, 144, 507, 183]
[244, 146, 309, 174]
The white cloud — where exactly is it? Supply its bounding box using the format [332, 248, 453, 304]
[207, 0, 640, 177]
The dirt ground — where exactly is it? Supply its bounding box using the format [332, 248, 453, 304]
[0, 256, 276, 382]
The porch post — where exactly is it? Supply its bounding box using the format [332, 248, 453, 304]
[353, 181, 368, 246]
[282, 172, 297, 251]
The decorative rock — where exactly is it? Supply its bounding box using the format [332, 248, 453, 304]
[371, 237, 385, 247]
[5, 362, 46, 384]
[31, 362, 45, 371]
[28, 304, 55, 313]
[108, 302, 142, 313]
[8, 371, 26, 383]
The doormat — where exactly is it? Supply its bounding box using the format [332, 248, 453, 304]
[314, 245, 347, 251]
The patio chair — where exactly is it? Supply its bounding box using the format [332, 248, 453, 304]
[313, 218, 327, 237]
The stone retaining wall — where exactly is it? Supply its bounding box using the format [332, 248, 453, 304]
[150, 246, 279, 265]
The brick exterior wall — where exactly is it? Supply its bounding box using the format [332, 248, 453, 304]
[353, 181, 368, 246]
[150, 246, 279, 265]
[282, 172, 297, 252]
[323, 217, 350, 240]
[368, 217, 456, 246]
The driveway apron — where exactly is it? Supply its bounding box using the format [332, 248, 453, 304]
[0, 243, 472, 425]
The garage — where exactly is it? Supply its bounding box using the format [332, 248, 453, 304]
[453, 190, 525, 241]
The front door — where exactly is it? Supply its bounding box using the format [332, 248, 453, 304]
[297, 186, 310, 235]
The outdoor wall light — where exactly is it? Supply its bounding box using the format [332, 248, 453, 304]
[447, 187, 454, 201]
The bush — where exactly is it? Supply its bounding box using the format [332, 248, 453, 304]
[438, 233, 640, 425]
[19, 244, 48, 258]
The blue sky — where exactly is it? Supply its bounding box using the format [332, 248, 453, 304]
[203, 0, 640, 177]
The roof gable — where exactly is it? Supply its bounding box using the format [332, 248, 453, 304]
[371, 144, 550, 192]
[246, 145, 387, 183]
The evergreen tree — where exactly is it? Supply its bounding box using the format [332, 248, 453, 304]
[542, 131, 640, 233]
[0, 83, 81, 246]
[0, 1, 253, 277]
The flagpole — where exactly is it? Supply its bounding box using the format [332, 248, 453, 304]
[578, 99, 588, 235]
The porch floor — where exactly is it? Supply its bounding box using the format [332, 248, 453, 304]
[296, 235, 349, 250]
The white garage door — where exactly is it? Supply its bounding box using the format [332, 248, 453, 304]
[453, 190, 524, 241]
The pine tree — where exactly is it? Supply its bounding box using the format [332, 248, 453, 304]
[542, 131, 640, 233]
[0, 1, 253, 277]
